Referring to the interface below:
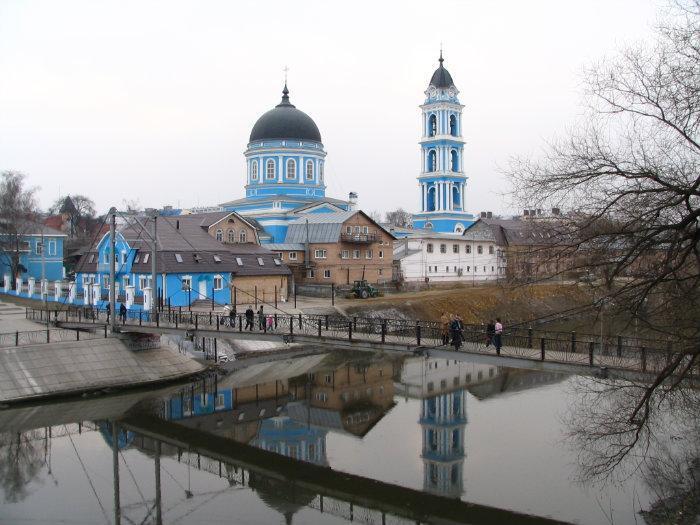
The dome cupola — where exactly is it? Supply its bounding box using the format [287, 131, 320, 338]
[249, 84, 322, 142]
[429, 51, 455, 89]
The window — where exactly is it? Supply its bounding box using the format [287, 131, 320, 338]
[354, 226, 360, 234]
[228, 229, 235, 243]
[428, 266, 432, 273]
[251, 160, 258, 180]
[477, 245, 483, 254]
[103, 275, 110, 288]
[275, 252, 283, 259]
[465, 245, 471, 254]
[319, 162, 324, 181]
[103, 251, 108, 263]
[426, 243, 433, 253]
[138, 275, 149, 289]
[454, 376, 460, 386]
[266, 159, 275, 179]
[449, 114, 457, 136]
[257, 257, 264, 266]
[341, 250, 349, 259]
[305, 160, 314, 180]
[440, 244, 447, 254]
[181, 277, 191, 290]
[288, 252, 297, 260]
[213, 254, 222, 263]
[445, 266, 449, 272]
[123, 275, 130, 287]
[362, 226, 369, 234]
[215, 229, 223, 241]
[352, 249, 360, 259]
[314, 249, 327, 259]
[379, 250, 384, 258]
[323, 269, 331, 279]
[120, 251, 127, 264]
[346, 226, 352, 234]
[48, 240, 57, 256]
[306, 269, 315, 278]
[428, 114, 437, 136]
[143, 253, 150, 264]
[175, 253, 183, 263]
[213, 275, 223, 290]
[489, 245, 495, 254]
[239, 231, 247, 243]
[286, 159, 296, 179]
[466, 265, 470, 272]
[274, 259, 281, 266]
[492, 266, 495, 272]
[453, 244, 459, 253]
[465, 373, 471, 382]
[134, 253, 139, 263]
[365, 250, 372, 259]
[88, 254, 95, 263]
[235, 257, 243, 266]
[428, 150, 437, 172]
[36, 241, 43, 255]
[215, 393, 226, 410]
[378, 268, 383, 275]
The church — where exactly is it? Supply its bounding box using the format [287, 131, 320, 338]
[218, 52, 475, 243]
[218, 84, 356, 244]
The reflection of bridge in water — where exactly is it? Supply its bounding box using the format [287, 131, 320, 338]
[0, 353, 571, 525]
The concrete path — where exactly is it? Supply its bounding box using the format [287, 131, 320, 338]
[0, 337, 205, 403]
[0, 298, 39, 332]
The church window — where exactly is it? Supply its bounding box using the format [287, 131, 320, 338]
[477, 245, 483, 254]
[286, 159, 296, 179]
[228, 229, 235, 243]
[425, 222, 433, 229]
[426, 243, 433, 253]
[305, 160, 314, 180]
[453, 244, 459, 253]
[266, 159, 275, 180]
[251, 161, 258, 180]
[427, 150, 437, 172]
[428, 114, 437, 137]
[239, 231, 247, 243]
[489, 245, 495, 254]
[319, 162, 324, 182]
[215, 229, 223, 241]
[450, 115, 458, 136]
[440, 244, 447, 253]
[450, 149, 459, 171]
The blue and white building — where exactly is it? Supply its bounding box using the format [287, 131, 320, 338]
[0, 222, 66, 290]
[219, 84, 356, 244]
[412, 53, 475, 234]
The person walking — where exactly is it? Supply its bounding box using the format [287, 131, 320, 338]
[257, 306, 265, 330]
[450, 315, 464, 351]
[440, 312, 451, 346]
[119, 302, 127, 324]
[486, 320, 495, 347]
[228, 304, 236, 328]
[105, 302, 111, 323]
[266, 313, 274, 332]
[245, 306, 254, 331]
[494, 317, 503, 355]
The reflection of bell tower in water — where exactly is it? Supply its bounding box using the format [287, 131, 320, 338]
[420, 389, 467, 497]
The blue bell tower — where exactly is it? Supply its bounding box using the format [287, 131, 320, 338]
[412, 53, 475, 233]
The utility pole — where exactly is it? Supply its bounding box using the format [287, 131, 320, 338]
[151, 215, 158, 318]
[109, 209, 116, 332]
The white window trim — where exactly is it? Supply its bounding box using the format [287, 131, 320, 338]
[323, 269, 331, 279]
[288, 251, 298, 260]
[314, 249, 327, 259]
[181, 276, 192, 290]
[266, 159, 275, 180]
[286, 159, 297, 179]
[213, 275, 223, 290]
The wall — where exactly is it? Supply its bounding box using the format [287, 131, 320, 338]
[230, 275, 289, 307]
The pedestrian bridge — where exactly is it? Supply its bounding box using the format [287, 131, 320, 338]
[24, 306, 691, 377]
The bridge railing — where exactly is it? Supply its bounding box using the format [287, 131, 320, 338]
[26, 306, 694, 375]
[0, 327, 106, 347]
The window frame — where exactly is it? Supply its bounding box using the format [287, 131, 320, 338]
[305, 160, 314, 180]
[266, 159, 276, 180]
[286, 158, 296, 179]
[251, 160, 258, 180]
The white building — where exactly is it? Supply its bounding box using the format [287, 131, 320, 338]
[393, 224, 506, 283]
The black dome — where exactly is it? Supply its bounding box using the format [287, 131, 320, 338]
[429, 53, 455, 89]
[249, 85, 322, 143]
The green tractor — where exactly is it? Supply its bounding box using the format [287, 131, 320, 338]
[352, 279, 379, 299]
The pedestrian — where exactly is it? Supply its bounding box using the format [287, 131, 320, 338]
[494, 317, 503, 354]
[105, 302, 111, 322]
[119, 303, 127, 324]
[245, 306, 254, 331]
[257, 306, 265, 330]
[266, 314, 274, 331]
[228, 304, 236, 327]
[486, 319, 495, 347]
[440, 312, 451, 345]
[450, 315, 464, 351]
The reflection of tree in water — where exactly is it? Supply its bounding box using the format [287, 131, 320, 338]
[0, 430, 45, 503]
[564, 376, 700, 523]
[248, 471, 315, 525]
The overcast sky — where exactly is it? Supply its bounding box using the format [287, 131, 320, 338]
[0, 0, 661, 217]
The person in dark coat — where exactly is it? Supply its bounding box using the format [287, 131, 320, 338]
[450, 315, 464, 351]
[257, 306, 265, 330]
[105, 302, 111, 322]
[486, 320, 495, 347]
[245, 306, 254, 331]
[119, 303, 127, 324]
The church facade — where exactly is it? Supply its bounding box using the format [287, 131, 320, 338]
[412, 54, 475, 234]
[220, 84, 355, 244]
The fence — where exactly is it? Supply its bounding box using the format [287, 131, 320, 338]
[25, 306, 693, 376]
[0, 327, 106, 348]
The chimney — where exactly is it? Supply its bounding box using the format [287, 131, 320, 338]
[480, 211, 487, 218]
[537, 209, 542, 216]
[486, 211, 493, 219]
[523, 209, 529, 217]
[348, 192, 358, 210]
[551, 207, 561, 216]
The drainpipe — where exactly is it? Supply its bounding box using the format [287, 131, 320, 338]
[109, 209, 116, 332]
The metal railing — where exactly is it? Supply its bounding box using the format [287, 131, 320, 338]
[0, 327, 106, 348]
[24, 306, 693, 375]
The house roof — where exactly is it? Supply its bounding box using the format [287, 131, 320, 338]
[284, 211, 396, 244]
[263, 243, 306, 251]
[476, 218, 561, 247]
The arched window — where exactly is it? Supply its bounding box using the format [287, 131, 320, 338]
[452, 186, 461, 209]
[215, 229, 223, 241]
[305, 160, 314, 180]
[266, 159, 275, 180]
[286, 159, 296, 179]
[239, 230, 247, 243]
[251, 160, 258, 180]
[427, 186, 436, 212]
[450, 149, 459, 172]
[427, 150, 437, 172]
[450, 115, 457, 136]
[227, 229, 235, 243]
[425, 222, 434, 230]
[428, 114, 437, 137]
[319, 162, 324, 182]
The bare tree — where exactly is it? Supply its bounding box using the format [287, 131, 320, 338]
[0, 172, 39, 288]
[47, 194, 97, 238]
[384, 208, 413, 228]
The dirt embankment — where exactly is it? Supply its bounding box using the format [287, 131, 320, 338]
[341, 283, 590, 325]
